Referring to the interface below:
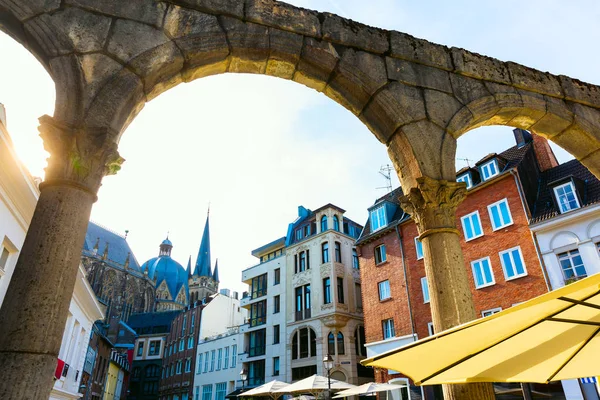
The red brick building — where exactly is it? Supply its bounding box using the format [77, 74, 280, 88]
[356, 130, 560, 399]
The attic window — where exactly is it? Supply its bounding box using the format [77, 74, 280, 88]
[480, 160, 499, 181]
[370, 206, 387, 232]
[553, 182, 580, 213]
[457, 173, 473, 189]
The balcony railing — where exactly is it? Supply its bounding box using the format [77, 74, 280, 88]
[248, 346, 266, 357]
[249, 317, 267, 327]
[251, 289, 267, 299]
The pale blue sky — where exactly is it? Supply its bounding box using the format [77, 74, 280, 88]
[0, 1, 598, 293]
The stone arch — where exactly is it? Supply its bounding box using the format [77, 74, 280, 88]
[587, 219, 600, 240]
[549, 231, 580, 250]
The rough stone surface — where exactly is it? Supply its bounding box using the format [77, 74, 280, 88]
[221, 16, 270, 74]
[423, 88, 463, 129]
[41, 7, 112, 53]
[360, 82, 427, 143]
[165, 0, 244, 19]
[24, 13, 73, 57]
[507, 61, 563, 98]
[294, 37, 339, 92]
[386, 57, 452, 93]
[322, 12, 389, 54]
[560, 75, 600, 108]
[245, 0, 321, 38]
[389, 31, 452, 71]
[326, 48, 388, 115]
[267, 28, 303, 79]
[449, 73, 491, 105]
[65, 0, 167, 28]
[6, 0, 61, 21]
[107, 20, 171, 65]
[451, 47, 511, 85]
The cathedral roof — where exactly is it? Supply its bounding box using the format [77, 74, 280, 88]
[83, 221, 141, 271]
[140, 239, 189, 303]
[194, 214, 212, 277]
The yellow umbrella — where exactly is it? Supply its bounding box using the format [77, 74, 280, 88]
[362, 273, 600, 385]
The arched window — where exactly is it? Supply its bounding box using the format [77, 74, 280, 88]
[355, 326, 367, 357]
[291, 327, 317, 360]
[328, 332, 335, 355]
[352, 249, 359, 269]
[333, 215, 340, 231]
[322, 242, 329, 263]
[321, 215, 328, 232]
[337, 332, 345, 355]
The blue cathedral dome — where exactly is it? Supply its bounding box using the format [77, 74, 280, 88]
[140, 238, 189, 308]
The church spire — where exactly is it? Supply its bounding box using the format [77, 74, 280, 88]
[194, 211, 212, 277]
[159, 235, 173, 257]
[213, 259, 219, 282]
[187, 256, 192, 278]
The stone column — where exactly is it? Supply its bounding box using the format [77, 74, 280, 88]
[0, 115, 123, 400]
[400, 176, 495, 400]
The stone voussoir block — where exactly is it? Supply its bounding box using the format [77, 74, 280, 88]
[65, 0, 167, 28]
[360, 81, 427, 144]
[245, 0, 321, 38]
[164, 0, 244, 19]
[451, 47, 511, 85]
[24, 14, 74, 57]
[507, 62, 563, 98]
[164, 6, 229, 72]
[267, 28, 304, 79]
[294, 37, 339, 92]
[389, 31, 452, 71]
[107, 19, 171, 64]
[325, 48, 388, 115]
[8, 0, 61, 21]
[220, 16, 270, 74]
[559, 75, 600, 110]
[449, 73, 491, 105]
[46, 7, 112, 53]
[80, 53, 125, 110]
[386, 57, 452, 93]
[322, 12, 389, 54]
[423, 89, 463, 130]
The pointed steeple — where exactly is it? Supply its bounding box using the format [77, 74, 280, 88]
[187, 256, 192, 278]
[102, 243, 109, 260]
[194, 211, 212, 277]
[212, 259, 219, 282]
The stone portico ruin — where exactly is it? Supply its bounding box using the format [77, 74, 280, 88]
[1, 0, 600, 398]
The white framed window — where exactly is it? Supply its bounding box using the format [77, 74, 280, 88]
[427, 322, 435, 336]
[374, 244, 387, 265]
[370, 206, 388, 232]
[378, 280, 391, 301]
[382, 318, 395, 339]
[388, 378, 411, 400]
[558, 250, 587, 280]
[554, 182, 580, 213]
[487, 199, 513, 230]
[415, 237, 423, 260]
[471, 257, 495, 289]
[480, 159, 499, 181]
[499, 246, 527, 280]
[421, 277, 430, 303]
[0, 238, 17, 280]
[461, 211, 484, 241]
[482, 307, 502, 318]
[197, 353, 203, 374]
[457, 173, 473, 189]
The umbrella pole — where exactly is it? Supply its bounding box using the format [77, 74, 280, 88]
[521, 383, 533, 400]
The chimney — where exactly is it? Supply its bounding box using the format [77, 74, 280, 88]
[0, 103, 6, 128]
[532, 134, 559, 172]
[513, 128, 532, 147]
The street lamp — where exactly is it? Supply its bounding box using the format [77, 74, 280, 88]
[240, 368, 248, 390]
[323, 354, 334, 400]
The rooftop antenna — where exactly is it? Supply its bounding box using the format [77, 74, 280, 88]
[457, 158, 474, 168]
[376, 164, 394, 193]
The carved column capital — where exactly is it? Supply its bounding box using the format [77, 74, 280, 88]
[399, 176, 467, 238]
[38, 115, 124, 196]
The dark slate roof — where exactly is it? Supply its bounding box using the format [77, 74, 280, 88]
[357, 142, 533, 244]
[128, 311, 180, 333]
[83, 221, 141, 271]
[356, 187, 409, 244]
[531, 159, 600, 223]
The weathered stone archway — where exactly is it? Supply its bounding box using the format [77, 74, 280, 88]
[2, 1, 600, 399]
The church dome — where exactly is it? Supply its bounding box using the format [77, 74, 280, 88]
[140, 238, 189, 306]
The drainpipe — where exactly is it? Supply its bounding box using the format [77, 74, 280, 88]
[395, 217, 416, 338]
[510, 170, 551, 291]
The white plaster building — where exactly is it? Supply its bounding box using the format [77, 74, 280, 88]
[529, 160, 600, 400]
[0, 104, 104, 400]
[194, 291, 247, 400]
[238, 204, 369, 388]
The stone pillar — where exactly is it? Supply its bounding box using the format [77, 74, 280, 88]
[400, 176, 495, 400]
[0, 115, 123, 400]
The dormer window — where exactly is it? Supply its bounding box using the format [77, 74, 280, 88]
[554, 182, 580, 213]
[457, 173, 473, 189]
[370, 206, 387, 232]
[480, 160, 499, 181]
